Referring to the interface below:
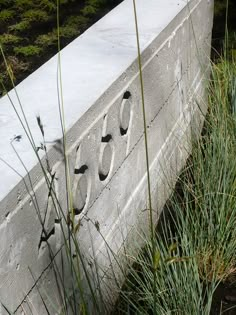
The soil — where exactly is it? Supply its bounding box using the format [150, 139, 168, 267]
[211, 281, 236, 315]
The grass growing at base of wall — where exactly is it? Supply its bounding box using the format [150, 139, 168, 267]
[113, 51, 236, 315]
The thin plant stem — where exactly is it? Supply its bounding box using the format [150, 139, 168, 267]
[56, 2, 79, 313]
[56, 0, 73, 213]
[132, 1, 157, 314]
[56, 3, 100, 313]
[224, 0, 229, 58]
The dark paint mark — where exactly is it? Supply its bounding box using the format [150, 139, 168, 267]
[74, 165, 88, 174]
[101, 134, 112, 143]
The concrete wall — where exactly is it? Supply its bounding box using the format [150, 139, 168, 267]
[0, 0, 214, 313]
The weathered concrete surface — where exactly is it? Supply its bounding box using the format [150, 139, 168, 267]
[0, 0, 214, 313]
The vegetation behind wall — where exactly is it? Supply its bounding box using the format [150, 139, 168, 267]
[0, 0, 122, 94]
[212, 0, 236, 58]
[1, 0, 235, 94]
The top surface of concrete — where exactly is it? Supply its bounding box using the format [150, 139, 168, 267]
[0, 0, 187, 201]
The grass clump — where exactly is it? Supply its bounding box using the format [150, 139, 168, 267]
[21, 9, 51, 23]
[8, 20, 31, 33]
[114, 50, 236, 314]
[0, 33, 21, 46]
[0, 9, 15, 23]
[14, 45, 42, 57]
[115, 229, 214, 315]
[65, 15, 90, 30]
[81, 0, 108, 17]
[36, 24, 80, 48]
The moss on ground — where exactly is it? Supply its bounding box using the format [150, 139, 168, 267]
[0, 0, 122, 94]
